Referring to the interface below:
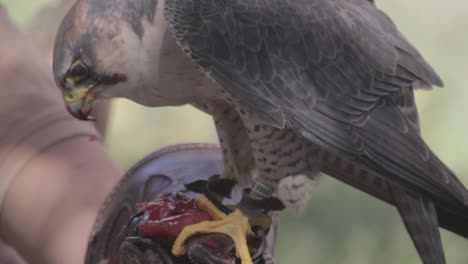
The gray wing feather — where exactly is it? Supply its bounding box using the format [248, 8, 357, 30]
[165, 0, 467, 205]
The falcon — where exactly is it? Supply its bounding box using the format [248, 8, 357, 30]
[53, 0, 468, 263]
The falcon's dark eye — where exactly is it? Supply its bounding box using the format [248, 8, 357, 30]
[68, 60, 89, 81]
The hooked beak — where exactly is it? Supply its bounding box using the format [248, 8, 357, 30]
[63, 86, 96, 121]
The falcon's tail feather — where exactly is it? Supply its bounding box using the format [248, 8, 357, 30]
[391, 187, 445, 264]
[319, 153, 468, 240]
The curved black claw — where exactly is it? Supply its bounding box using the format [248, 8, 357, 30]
[116, 210, 145, 253]
[238, 189, 285, 214]
[185, 175, 238, 198]
[209, 175, 238, 198]
[249, 228, 268, 262]
[185, 175, 238, 214]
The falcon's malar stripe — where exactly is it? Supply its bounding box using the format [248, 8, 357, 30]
[97, 73, 128, 86]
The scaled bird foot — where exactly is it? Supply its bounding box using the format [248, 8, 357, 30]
[172, 196, 253, 264]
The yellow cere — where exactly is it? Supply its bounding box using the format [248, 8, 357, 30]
[63, 87, 90, 103]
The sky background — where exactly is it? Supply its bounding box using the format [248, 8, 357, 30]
[2, 0, 468, 263]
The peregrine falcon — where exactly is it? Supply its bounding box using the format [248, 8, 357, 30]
[53, 0, 468, 263]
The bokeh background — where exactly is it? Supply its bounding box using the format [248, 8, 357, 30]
[2, 0, 468, 263]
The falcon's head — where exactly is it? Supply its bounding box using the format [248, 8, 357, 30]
[53, 0, 161, 120]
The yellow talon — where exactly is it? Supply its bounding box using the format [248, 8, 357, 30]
[194, 196, 226, 220]
[172, 195, 253, 264]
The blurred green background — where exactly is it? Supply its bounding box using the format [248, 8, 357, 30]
[2, 0, 468, 263]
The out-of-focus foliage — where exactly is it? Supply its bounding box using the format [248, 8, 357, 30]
[3, 0, 468, 263]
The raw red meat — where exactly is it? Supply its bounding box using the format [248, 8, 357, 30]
[136, 196, 212, 246]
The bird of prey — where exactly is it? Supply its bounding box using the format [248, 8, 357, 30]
[53, 0, 468, 263]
